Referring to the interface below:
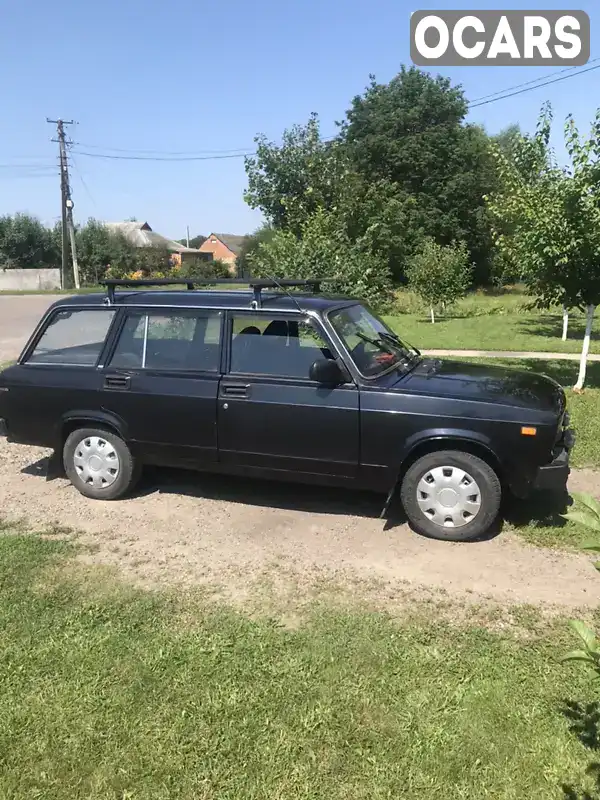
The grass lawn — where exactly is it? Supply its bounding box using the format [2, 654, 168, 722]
[1, 529, 599, 800]
[385, 288, 599, 355]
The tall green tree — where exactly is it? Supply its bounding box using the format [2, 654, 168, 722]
[488, 106, 600, 390]
[244, 67, 503, 286]
[341, 66, 498, 283]
[244, 114, 347, 236]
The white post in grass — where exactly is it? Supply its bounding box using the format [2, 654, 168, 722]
[574, 304, 595, 391]
[430, 306, 435, 324]
[562, 305, 569, 341]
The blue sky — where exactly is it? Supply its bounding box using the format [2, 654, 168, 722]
[0, 0, 598, 240]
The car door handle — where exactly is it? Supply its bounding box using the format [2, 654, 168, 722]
[221, 383, 250, 398]
[104, 374, 131, 390]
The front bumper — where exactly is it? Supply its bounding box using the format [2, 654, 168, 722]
[533, 446, 570, 491]
[533, 423, 575, 492]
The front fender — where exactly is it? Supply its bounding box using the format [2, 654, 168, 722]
[399, 427, 498, 465]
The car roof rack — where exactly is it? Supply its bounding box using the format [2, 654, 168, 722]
[100, 278, 322, 307]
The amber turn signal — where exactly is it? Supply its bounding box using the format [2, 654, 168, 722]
[521, 426, 537, 436]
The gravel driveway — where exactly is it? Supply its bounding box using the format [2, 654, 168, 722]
[1, 437, 599, 613]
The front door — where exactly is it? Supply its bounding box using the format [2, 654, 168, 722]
[101, 308, 223, 466]
[217, 313, 359, 478]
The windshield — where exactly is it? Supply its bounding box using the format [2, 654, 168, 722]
[328, 304, 419, 377]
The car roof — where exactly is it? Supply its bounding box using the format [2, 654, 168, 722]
[49, 290, 359, 315]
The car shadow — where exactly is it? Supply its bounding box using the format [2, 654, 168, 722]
[21, 456, 573, 542]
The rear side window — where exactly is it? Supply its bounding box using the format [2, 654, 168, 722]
[27, 309, 116, 366]
[110, 310, 222, 372]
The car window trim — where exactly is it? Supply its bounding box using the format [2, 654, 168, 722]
[21, 306, 118, 368]
[104, 307, 224, 374]
[224, 310, 354, 385]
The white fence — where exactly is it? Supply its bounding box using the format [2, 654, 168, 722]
[0, 268, 61, 291]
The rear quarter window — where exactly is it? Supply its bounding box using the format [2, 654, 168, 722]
[27, 308, 116, 366]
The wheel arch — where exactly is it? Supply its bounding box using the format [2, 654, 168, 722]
[58, 410, 128, 445]
[398, 431, 503, 483]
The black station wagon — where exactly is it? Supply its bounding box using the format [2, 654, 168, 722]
[0, 278, 574, 542]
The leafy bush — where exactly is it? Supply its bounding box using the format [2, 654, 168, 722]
[562, 493, 600, 678]
[0, 213, 60, 269]
[405, 239, 472, 322]
[248, 208, 392, 309]
[179, 257, 232, 280]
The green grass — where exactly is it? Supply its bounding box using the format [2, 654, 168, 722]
[385, 311, 600, 355]
[1, 529, 599, 800]
[385, 288, 599, 355]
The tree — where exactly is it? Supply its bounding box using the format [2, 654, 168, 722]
[491, 123, 523, 161]
[244, 113, 348, 237]
[236, 223, 276, 277]
[244, 68, 505, 285]
[488, 106, 600, 390]
[341, 66, 498, 283]
[75, 219, 138, 283]
[182, 234, 207, 249]
[0, 213, 59, 268]
[405, 239, 472, 323]
[247, 208, 392, 309]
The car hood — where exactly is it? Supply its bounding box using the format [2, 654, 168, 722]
[388, 359, 565, 413]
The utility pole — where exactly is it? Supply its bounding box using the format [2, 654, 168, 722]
[186, 225, 190, 248]
[47, 118, 80, 289]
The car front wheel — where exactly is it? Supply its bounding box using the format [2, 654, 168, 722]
[63, 427, 139, 501]
[400, 450, 501, 542]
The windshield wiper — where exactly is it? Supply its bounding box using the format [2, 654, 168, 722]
[355, 330, 395, 354]
[379, 331, 421, 359]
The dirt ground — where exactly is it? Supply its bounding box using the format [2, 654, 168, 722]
[0, 294, 61, 362]
[1, 437, 600, 614]
[2, 294, 600, 616]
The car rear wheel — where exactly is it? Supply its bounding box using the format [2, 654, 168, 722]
[63, 427, 139, 501]
[400, 450, 501, 542]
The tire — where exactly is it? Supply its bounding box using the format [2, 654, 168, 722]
[400, 450, 501, 542]
[63, 427, 140, 501]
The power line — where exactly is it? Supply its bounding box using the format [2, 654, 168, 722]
[69, 153, 98, 211]
[63, 61, 600, 165]
[470, 57, 600, 104]
[73, 142, 254, 156]
[70, 149, 254, 162]
[470, 62, 600, 108]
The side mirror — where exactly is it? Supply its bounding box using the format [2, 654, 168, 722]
[309, 358, 344, 386]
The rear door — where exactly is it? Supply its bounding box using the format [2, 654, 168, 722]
[4, 306, 118, 447]
[100, 308, 222, 466]
[217, 312, 359, 478]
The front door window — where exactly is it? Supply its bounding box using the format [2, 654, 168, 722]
[230, 316, 334, 378]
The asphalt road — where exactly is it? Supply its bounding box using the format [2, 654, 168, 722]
[0, 295, 61, 363]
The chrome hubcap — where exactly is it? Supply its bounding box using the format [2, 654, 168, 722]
[416, 466, 482, 528]
[73, 436, 120, 489]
